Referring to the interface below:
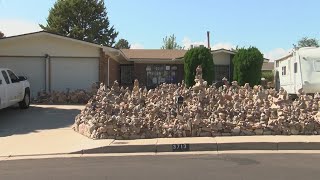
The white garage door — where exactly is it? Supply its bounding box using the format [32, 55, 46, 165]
[0, 57, 45, 97]
[50, 57, 99, 92]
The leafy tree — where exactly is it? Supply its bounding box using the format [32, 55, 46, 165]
[115, 38, 130, 49]
[161, 34, 183, 49]
[40, 0, 118, 46]
[293, 37, 319, 49]
[233, 47, 264, 86]
[184, 46, 214, 87]
[0, 31, 4, 38]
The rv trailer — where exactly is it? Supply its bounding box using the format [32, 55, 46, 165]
[274, 47, 320, 95]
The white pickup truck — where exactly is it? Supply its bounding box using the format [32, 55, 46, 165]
[0, 68, 30, 109]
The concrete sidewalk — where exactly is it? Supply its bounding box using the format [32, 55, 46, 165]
[1, 105, 320, 158]
[79, 136, 320, 154]
[3, 134, 320, 158]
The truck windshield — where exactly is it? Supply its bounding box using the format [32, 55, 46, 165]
[1, 71, 10, 84]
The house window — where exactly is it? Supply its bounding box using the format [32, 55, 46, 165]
[314, 60, 320, 72]
[146, 65, 177, 87]
[282, 66, 286, 76]
[294, 62, 297, 73]
[276, 61, 279, 67]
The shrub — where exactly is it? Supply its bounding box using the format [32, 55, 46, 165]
[184, 47, 214, 87]
[233, 47, 264, 86]
[261, 71, 274, 82]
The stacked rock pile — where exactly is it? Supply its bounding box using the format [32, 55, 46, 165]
[33, 83, 99, 104]
[73, 66, 320, 139]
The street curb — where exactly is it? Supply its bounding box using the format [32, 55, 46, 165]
[156, 143, 217, 152]
[5, 140, 320, 158]
[278, 142, 320, 150]
[72, 142, 320, 154]
[81, 145, 157, 154]
[217, 142, 278, 151]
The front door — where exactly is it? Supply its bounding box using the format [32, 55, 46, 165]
[214, 65, 230, 82]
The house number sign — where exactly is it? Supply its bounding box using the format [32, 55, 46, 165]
[172, 144, 190, 152]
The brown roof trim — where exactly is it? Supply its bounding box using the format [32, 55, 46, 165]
[212, 48, 236, 54]
[0, 30, 116, 49]
[211, 48, 270, 61]
[129, 58, 184, 60]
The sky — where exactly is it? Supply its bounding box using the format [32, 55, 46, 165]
[1, 0, 320, 61]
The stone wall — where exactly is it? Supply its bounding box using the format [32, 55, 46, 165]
[73, 66, 320, 139]
[33, 83, 99, 104]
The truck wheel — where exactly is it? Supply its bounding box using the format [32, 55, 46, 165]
[19, 89, 30, 109]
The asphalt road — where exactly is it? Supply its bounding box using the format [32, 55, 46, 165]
[1, 153, 320, 180]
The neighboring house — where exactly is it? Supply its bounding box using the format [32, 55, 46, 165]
[0, 31, 273, 95]
[211, 48, 236, 82]
[262, 62, 274, 72]
[211, 49, 270, 82]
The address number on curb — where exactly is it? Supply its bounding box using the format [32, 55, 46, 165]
[172, 144, 190, 151]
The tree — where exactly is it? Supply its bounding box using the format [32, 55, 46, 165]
[184, 46, 214, 87]
[40, 0, 118, 46]
[115, 39, 130, 49]
[233, 47, 264, 86]
[0, 31, 4, 38]
[161, 34, 183, 49]
[293, 37, 319, 49]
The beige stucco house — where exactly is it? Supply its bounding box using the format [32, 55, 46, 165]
[0, 31, 125, 96]
[0, 31, 273, 97]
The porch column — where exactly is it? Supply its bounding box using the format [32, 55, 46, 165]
[45, 54, 50, 92]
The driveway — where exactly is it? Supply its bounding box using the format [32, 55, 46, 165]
[0, 105, 113, 157]
[0, 105, 81, 137]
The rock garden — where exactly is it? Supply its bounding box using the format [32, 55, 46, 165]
[73, 66, 320, 139]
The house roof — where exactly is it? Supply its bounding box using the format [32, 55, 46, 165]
[120, 49, 187, 60]
[262, 62, 274, 71]
[0, 31, 128, 62]
[212, 48, 270, 62]
[1, 31, 108, 48]
[212, 48, 237, 55]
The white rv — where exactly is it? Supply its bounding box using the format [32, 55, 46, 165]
[274, 47, 320, 95]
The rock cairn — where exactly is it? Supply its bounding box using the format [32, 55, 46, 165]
[33, 83, 99, 104]
[73, 65, 320, 139]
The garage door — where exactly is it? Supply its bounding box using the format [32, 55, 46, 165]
[0, 57, 45, 97]
[50, 57, 99, 92]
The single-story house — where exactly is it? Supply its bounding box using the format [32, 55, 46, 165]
[0, 31, 124, 97]
[118, 48, 270, 88]
[0, 31, 272, 96]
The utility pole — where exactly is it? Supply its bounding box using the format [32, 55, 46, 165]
[207, 31, 211, 49]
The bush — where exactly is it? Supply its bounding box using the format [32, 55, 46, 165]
[233, 47, 264, 86]
[261, 71, 274, 82]
[184, 47, 214, 87]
